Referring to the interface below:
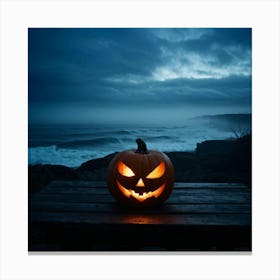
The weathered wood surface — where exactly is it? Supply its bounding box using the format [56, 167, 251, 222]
[29, 181, 251, 251]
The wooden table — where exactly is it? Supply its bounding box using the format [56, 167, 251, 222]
[29, 181, 251, 251]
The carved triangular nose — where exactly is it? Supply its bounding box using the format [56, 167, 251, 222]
[136, 178, 145, 187]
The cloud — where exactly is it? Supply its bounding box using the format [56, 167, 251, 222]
[28, 28, 252, 124]
[150, 29, 251, 81]
[101, 28, 251, 82]
[150, 28, 213, 42]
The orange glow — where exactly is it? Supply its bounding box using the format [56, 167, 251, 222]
[136, 178, 145, 187]
[117, 181, 166, 202]
[118, 161, 135, 177]
[146, 161, 165, 179]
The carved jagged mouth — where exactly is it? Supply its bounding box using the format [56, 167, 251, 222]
[117, 181, 166, 202]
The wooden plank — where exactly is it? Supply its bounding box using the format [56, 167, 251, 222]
[174, 182, 247, 188]
[39, 186, 248, 195]
[46, 181, 247, 189]
[29, 201, 251, 214]
[30, 189, 251, 204]
[29, 211, 251, 226]
[39, 187, 111, 195]
[29, 181, 251, 251]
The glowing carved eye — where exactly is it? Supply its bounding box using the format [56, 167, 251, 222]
[118, 161, 135, 177]
[146, 162, 165, 179]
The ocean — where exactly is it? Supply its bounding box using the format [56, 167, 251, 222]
[28, 114, 251, 167]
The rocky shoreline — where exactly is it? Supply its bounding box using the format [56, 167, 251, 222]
[29, 134, 251, 194]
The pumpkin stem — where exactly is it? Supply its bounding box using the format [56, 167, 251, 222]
[135, 138, 149, 154]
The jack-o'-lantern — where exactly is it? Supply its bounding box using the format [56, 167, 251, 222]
[107, 138, 174, 207]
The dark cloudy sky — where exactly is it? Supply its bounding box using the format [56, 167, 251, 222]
[28, 28, 252, 126]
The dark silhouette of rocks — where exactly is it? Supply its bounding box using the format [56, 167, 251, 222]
[28, 164, 79, 194]
[77, 152, 117, 171]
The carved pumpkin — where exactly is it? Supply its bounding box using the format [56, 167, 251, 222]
[107, 138, 174, 207]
